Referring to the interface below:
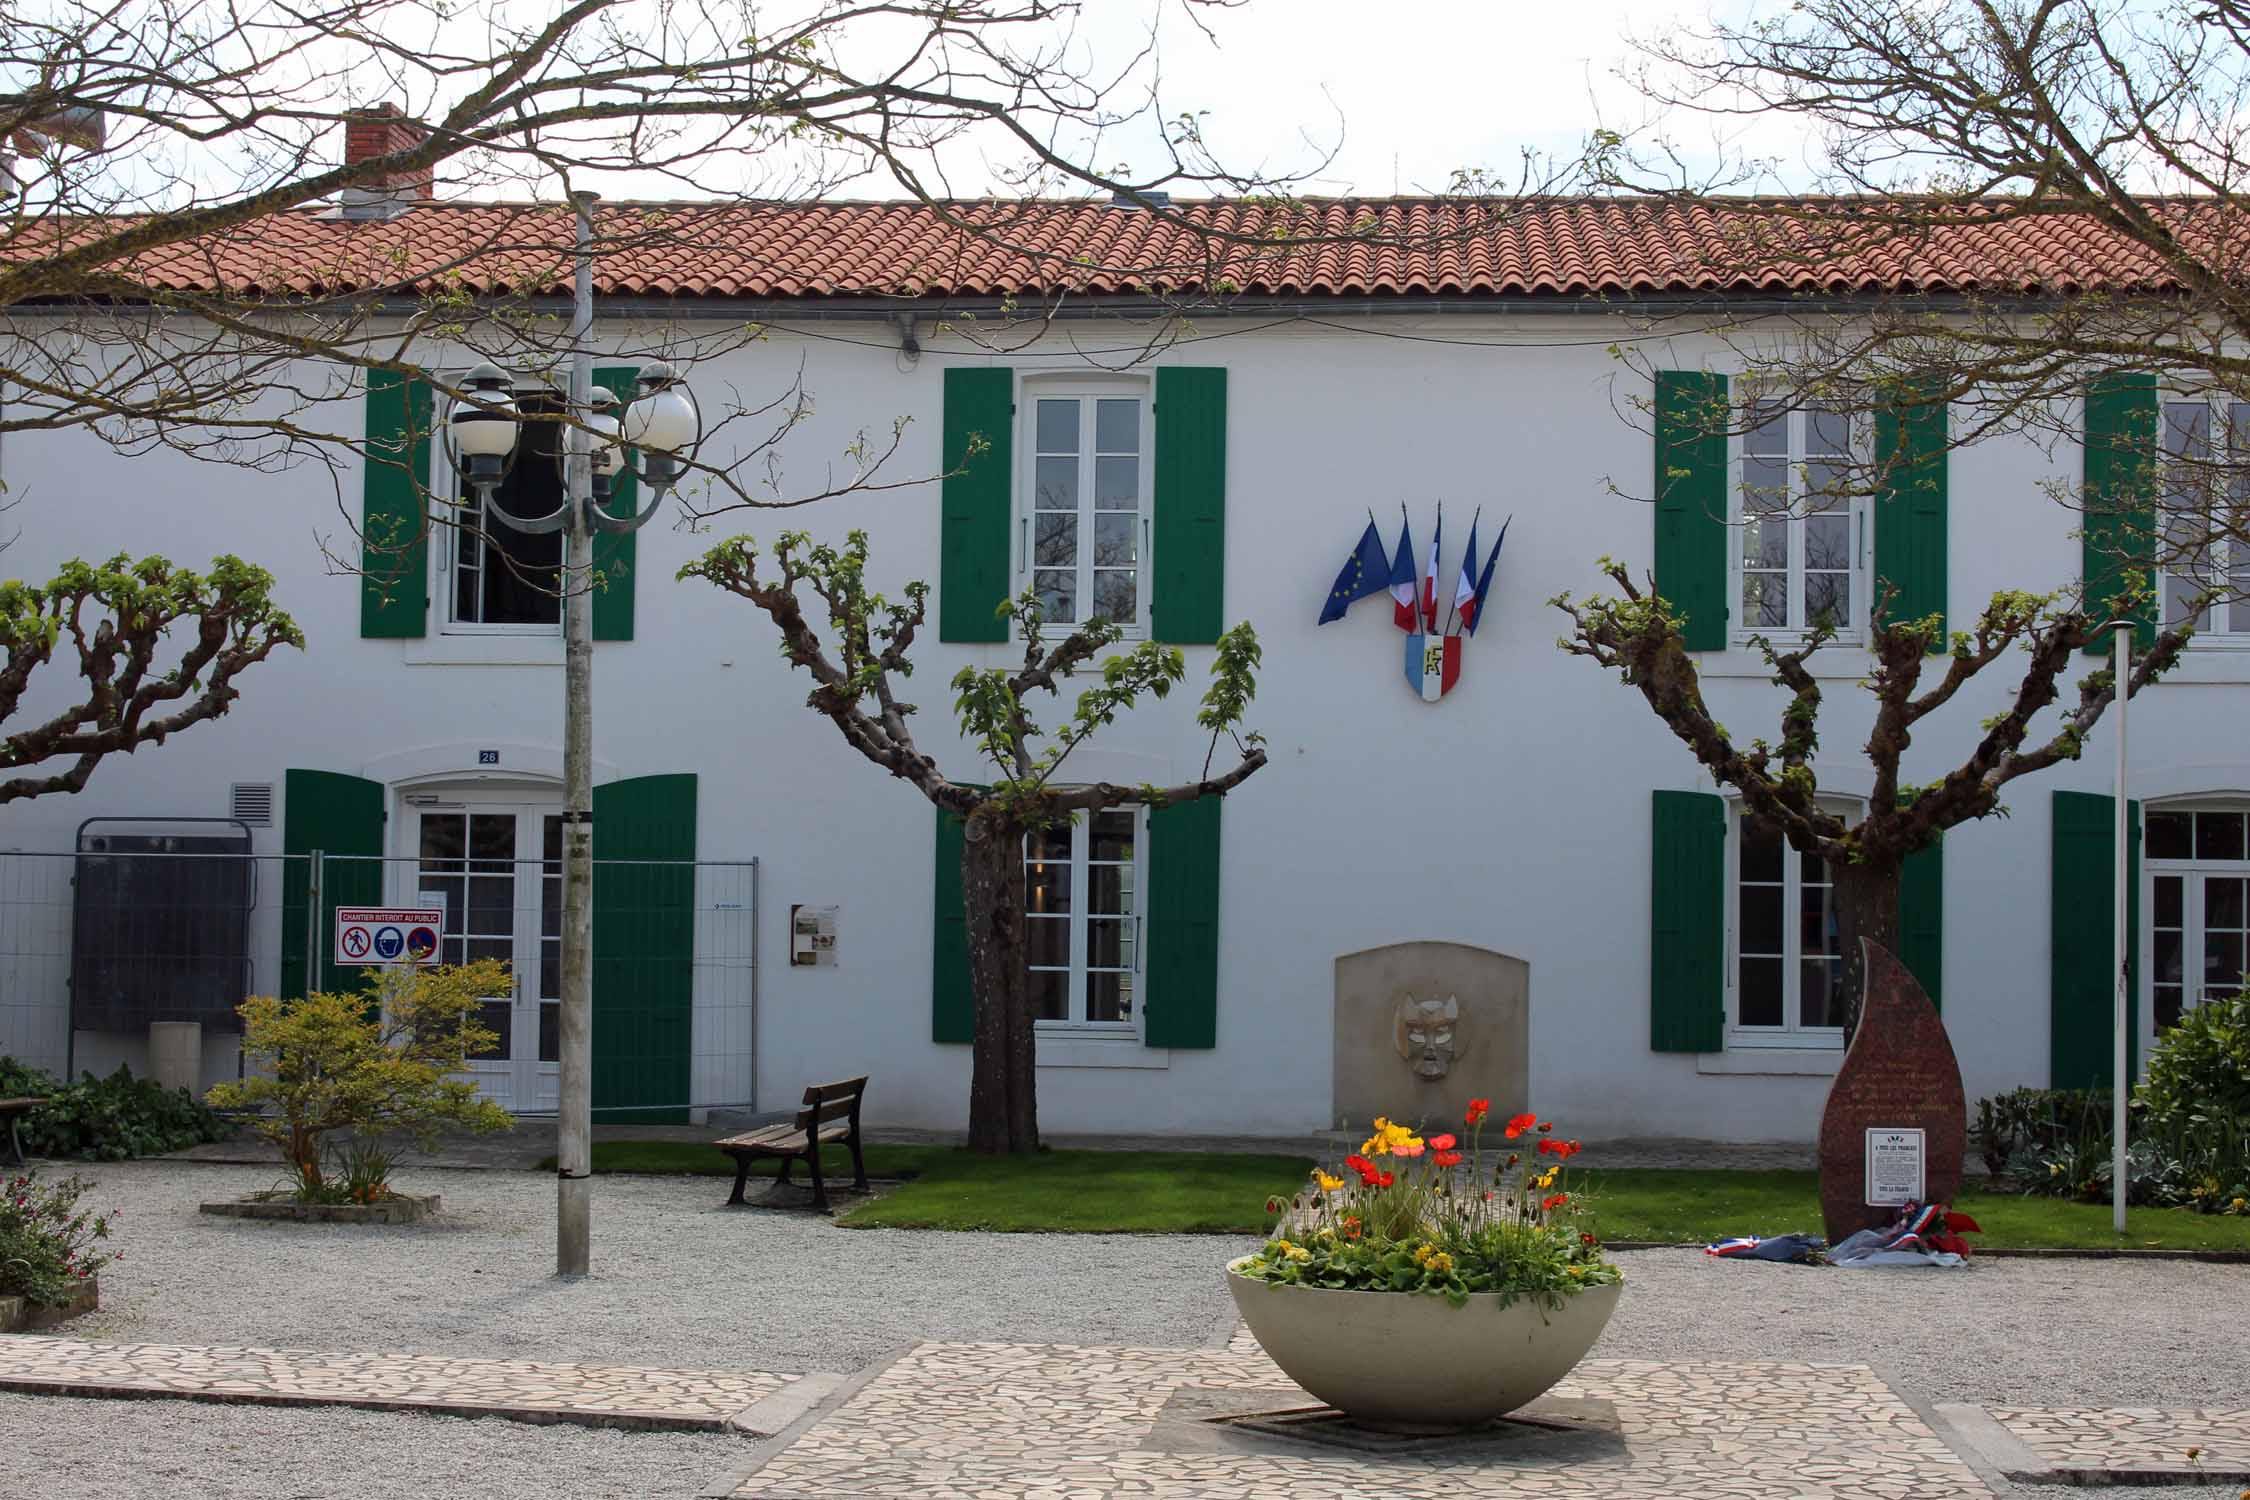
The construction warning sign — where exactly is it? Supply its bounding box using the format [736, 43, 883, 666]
[333, 907, 444, 967]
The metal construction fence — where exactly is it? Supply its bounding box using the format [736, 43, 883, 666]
[0, 845, 759, 1118]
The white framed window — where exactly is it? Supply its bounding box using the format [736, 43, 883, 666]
[2157, 397, 2250, 639]
[1021, 381, 1151, 635]
[1024, 807, 1142, 1031]
[444, 387, 564, 633]
[1728, 800, 1856, 1046]
[1736, 397, 1867, 639]
[2145, 804, 2250, 1032]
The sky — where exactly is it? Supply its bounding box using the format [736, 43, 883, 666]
[965, 0, 1816, 200]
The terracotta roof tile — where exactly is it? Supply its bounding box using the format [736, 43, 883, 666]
[12, 196, 2235, 302]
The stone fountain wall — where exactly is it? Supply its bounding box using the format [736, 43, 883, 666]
[1331, 941, 1529, 1133]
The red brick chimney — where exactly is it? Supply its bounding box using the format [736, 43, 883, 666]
[340, 103, 432, 218]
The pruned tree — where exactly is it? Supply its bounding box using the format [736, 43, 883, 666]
[1599, 0, 2250, 626]
[0, 552, 299, 802]
[682, 529, 1263, 1154]
[1554, 561, 2192, 1030]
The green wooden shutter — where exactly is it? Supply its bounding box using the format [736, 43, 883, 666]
[2082, 373, 2158, 654]
[940, 367, 1014, 642]
[593, 773, 698, 1125]
[361, 370, 433, 638]
[931, 805, 974, 1044]
[1874, 380, 1949, 649]
[2050, 789, 2142, 1088]
[1650, 789, 1726, 1052]
[590, 366, 640, 642]
[1144, 796, 1221, 1049]
[1653, 371, 1730, 651]
[1152, 367, 1228, 645]
[1899, 839, 1945, 1013]
[281, 769, 386, 998]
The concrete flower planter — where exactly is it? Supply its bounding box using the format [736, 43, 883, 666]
[1225, 1260, 1621, 1432]
[199, 1194, 440, 1225]
[0, 1275, 99, 1333]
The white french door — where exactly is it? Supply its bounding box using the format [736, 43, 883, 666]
[406, 800, 563, 1113]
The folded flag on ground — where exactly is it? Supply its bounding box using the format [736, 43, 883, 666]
[1704, 1232, 1825, 1263]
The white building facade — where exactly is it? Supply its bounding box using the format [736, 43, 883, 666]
[1, 200, 2237, 1142]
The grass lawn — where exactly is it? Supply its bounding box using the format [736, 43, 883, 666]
[1579, 1169, 2250, 1251]
[554, 1145, 2247, 1247]
[836, 1149, 1316, 1232]
[541, 1140, 956, 1180]
[551, 1139, 1314, 1231]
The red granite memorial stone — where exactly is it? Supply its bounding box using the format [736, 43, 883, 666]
[1816, 940, 1966, 1244]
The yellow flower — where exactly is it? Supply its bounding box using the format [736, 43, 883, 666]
[1317, 1227, 1337, 1241]
[1285, 1243, 1311, 1262]
[1535, 1169, 1557, 1190]
[1568, 1265, 1586, 1278]
[1411, 1243, 1433, 1265]
[1313, 1170, 1345, 1193]
[1272, 1238, 1296, 1256]
[1427, 1251, 1454, 1273]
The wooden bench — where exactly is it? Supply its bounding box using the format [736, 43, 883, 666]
[0, 1097, 46, 1167]
[714, 1076, 870, 1212]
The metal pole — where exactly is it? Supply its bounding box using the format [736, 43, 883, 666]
[557, 192, 599, 1277]
[2112, 621, 2130, 1236]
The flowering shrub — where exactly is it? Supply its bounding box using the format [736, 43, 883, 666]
[1237, 1101, 1620, 1309]
[0, 1170, 118, 1305]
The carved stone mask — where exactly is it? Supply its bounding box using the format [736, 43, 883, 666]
[1394, 994, 1461, 1080]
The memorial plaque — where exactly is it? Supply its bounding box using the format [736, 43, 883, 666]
[1815, 941, 1965, 1242]
[1863, 1128, 1926, 1207]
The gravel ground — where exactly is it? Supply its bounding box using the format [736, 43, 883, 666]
[0, 1392, 742, 1500]
[9, 1159, 2249, 1500]
[1594, 1247, 2250, 1408]
[36, 1160, 1257, 1370]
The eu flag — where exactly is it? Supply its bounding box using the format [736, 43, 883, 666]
[1317, 517, 1393, 624]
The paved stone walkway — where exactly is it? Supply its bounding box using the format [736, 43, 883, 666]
[1978, 1404, 2250, 1483]
[10, 1328, 2239, 1494]
[722, 1340, 1993, 1499]
[0, 1335, 798, 1432]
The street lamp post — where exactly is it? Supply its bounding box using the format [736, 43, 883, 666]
[2105, 618, 2133, 1237]
[442, 191, 700, 1277]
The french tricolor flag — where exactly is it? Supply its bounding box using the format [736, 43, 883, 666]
[1453, 515, 1483, 634]
[1421, 506, 1443, 633]
[1388, 508, 1419, 632]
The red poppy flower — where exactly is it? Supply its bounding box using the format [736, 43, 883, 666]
[1465, 1099, 1491, 1126]
[1560, 1139, 1582, 1158]
[1581, 1232, 1598, 1245]
[1542, 1193, 1570, 1212]
[1433, 1149, 1463, 1168]
[1344, 1153, 1375, 1176]
[1504, 1112, 1539, 1139]
[1537, 1137, 1560, 1156]
[1427, 1133, 1457, 1152]
[1376, 1170, 1396, 1188]
[1537, 1120, 1553, 1134]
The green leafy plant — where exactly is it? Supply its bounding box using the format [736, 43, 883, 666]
[13, 1064, 232, 1161]
[207, 962, 513, 1201]
[0, 1057, 57, 1100]
[0, 1169, 118, 1305]
[1238, 1102, 1621, 1310]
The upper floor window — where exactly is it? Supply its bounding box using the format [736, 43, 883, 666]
[1024, 385, 1148, 635]
[450, 394, 562, 630]
[1024, 808, 1141, 1030]
[1737, 399, 1865, 637]
[2146, 805, 2249, 1030]
[2158, 397, 2250, 637]
[1731, 802, 1851, 1045]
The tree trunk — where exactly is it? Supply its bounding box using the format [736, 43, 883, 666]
[1831, 858, 1902, 1040]
[961, 815, 1039, 1155]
